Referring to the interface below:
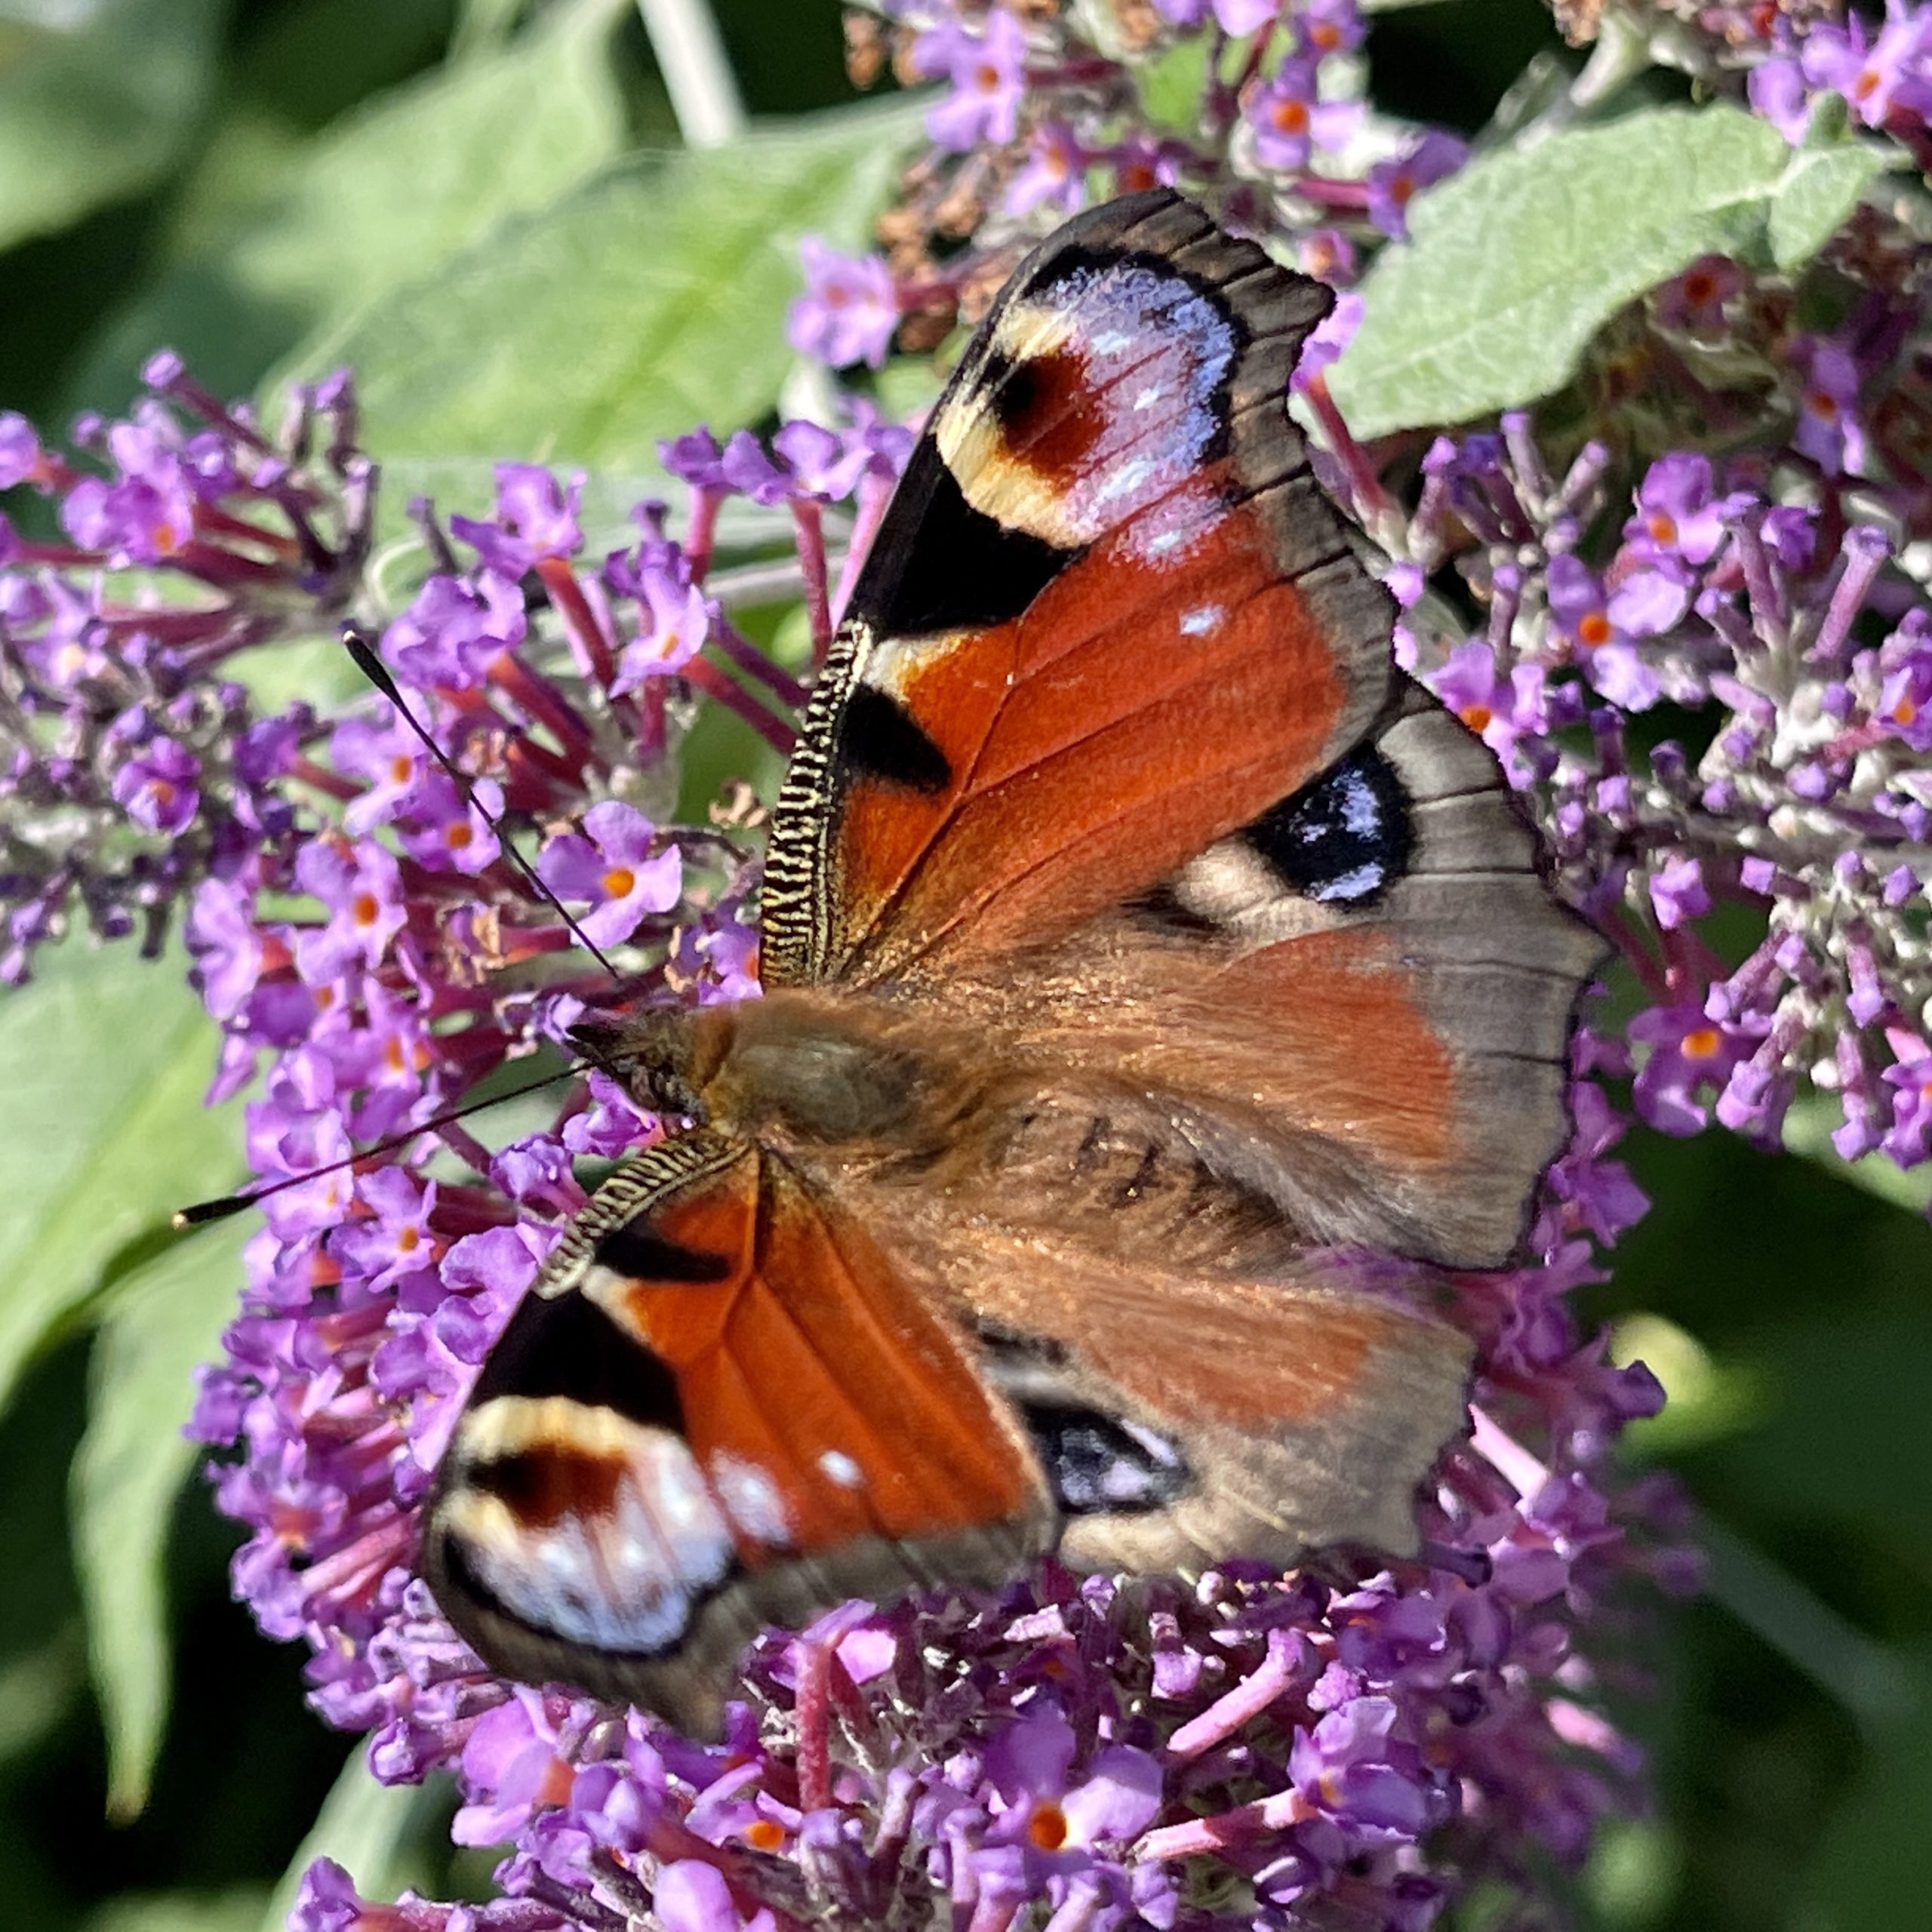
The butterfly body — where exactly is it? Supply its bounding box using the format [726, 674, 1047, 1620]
[421, 189, 1606, 1735]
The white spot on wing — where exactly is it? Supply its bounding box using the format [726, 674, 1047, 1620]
[818, 1449, 863, 1489]
[1179, 605, 1223, 637]
[445, 1397, 735, 1654]
[709, 1451, 793, 1547]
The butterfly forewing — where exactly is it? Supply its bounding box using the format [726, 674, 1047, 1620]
[423, 1131, 1054, 1736]
[760, 189, 1393, 989]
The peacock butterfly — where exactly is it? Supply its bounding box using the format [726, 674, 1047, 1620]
[418, 187, 1604, 1736]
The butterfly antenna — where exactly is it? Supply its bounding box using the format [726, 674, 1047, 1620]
[339, 623, 624, 983]
[174, 1066, 579, 1229]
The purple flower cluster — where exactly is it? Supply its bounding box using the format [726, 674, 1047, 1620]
[794, 0, 1466, 366]
[1750, 1, 1932, 152]
[0, 360, 370, 980]
[10, 3, 1932, 1927]
[5, 349, 1690, 1927]
[1382, 416, 1932, 1163]
[279, 1075, 1672, 1932]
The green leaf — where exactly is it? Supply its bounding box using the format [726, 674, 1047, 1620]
[0, 1624, 85, 1770]
[308, 98, 921, 471]
[1799, 1656, 1932, 1930]
[0, 942, 238, 1418]
[1137, 37, 1211, 134]
[1767, 138, 1889, 272]
[1329, 103, 1888, 438]
[86, 1890, 269, 1932]
[66, 0, 636, 414]
[0, 0, 223, 249]
[260, 1749, 445, 1932]
[1777, 1089, 1932, 1214]
[72, 1217, 249, 1819]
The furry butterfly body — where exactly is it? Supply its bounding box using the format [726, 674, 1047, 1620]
[421, 189, 1604, 1735]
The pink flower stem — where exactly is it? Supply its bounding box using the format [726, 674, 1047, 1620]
[486, 654, 598, 766]
[1303, 372, 1398, 522]
[791, 500, 834, 666]
[1469, 1402, 1551, 1500]
[290, 758, 361, 802]
[1138, 1789, 1309, 1862]
[685, 489, 723, 584]
[794, 1638, 834, 1815]
[1294, 173, 1374, 211]
[1166, 1632, 1302, 1761]
[534, 558, 616, 688]
[831, 471, 894, 625]
[710, 614, 808, 712]
[682, 657, 797, 753]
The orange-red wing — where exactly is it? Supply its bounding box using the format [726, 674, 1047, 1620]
[962, 681, 1605, 1269]
[595, 1136, 1039, 1553]
[420, 1131, 1051, 1734]
[759, 189, 1392, 988]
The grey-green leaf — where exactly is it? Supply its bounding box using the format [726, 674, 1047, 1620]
[1780, 1090, 1932, 1215]
[305, 98, 921, 472]
[0, 942, 238, 1419]
[73, 1217, 248, 1819]
[0, 0, 223, 250]
[260, 1749, 446, 1932]
[66, 0, 635, 416]
[1328, 103, 1890, 439]
[85, 1890, 269, 1932]
[1767, 136, 1890, 271]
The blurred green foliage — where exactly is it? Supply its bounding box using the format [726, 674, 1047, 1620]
[0, 2, 1926, 1928]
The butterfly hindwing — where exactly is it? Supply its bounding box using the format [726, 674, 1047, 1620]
[423, 1131, 1054, 1737]
[962, 1238, 1473, 1570]
[761, 187, 1393, 988]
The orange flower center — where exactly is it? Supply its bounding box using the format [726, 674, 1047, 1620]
[352, 891, 380, 928]
[1458, 703, 1494, 732]
[601, 866, 636, 900]
[536, 1757, 574, 1808]
[1027, 1802, 1069, 1850]
[744, 1819, 785, 1852]
[1577, 611, 1612, 648]
[1271, 98, 1310, 135]
[1647, 512, 1678, 544]
[1681, 1026, 1722, 1061]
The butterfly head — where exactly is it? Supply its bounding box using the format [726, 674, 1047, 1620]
[569, 1007, 733, 1124]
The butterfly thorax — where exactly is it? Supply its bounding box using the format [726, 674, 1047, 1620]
[573, 992, 991, 1161]
[574, 989, 1302, 1278]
